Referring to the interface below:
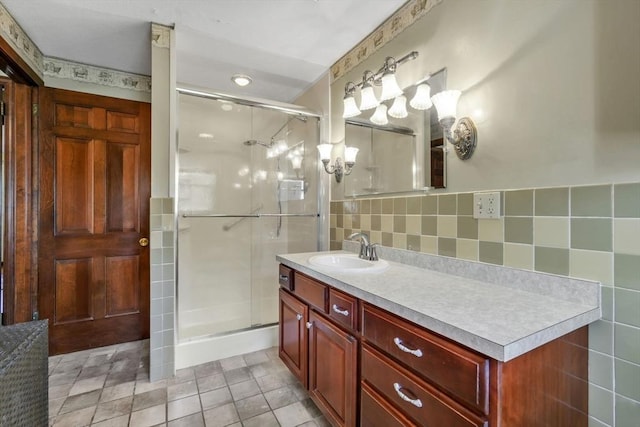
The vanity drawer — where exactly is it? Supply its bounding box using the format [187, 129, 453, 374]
[279, 264, 294, 291]
[361, 381, 416, 427]
[329, 288, 358, 332]
[362, 304, 489, 414]
[293, 272, 328, 313]
[362, 344, 487, 427]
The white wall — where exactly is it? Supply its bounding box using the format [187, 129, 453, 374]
[295, 72, 332, 250]
[330, 0, 640, 198]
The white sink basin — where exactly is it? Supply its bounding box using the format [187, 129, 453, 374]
[308, 253, 389, 273]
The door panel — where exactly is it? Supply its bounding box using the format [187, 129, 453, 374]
[54, 258, 92, 323]
[39, 87, 150, 354]
[105, 255, 140, 316]
[55, 137, 94, 234]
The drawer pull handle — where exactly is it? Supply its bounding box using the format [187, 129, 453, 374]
[393, 383, 423, 408]
[296, 314, 303, 321]
[279, 274, 289, 282]
[332, 304, 349, 317]
[393, 337, 423, 358]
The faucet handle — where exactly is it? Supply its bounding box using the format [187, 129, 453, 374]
[369, 243, 379, 261]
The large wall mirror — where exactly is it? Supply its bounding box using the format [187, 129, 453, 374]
[344, 68, 446, 197]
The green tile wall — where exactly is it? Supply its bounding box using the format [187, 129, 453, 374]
[329, 183, 640, 425]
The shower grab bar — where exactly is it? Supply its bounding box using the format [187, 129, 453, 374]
[222, 205, 263, 231]
[183, 213, 319, 218]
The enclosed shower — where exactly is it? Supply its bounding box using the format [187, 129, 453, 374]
[175, 89, 320, 365]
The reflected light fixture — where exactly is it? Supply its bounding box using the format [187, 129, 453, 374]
[410, 83, 432, 110]
[431, 90, 478, 160]
[231, 74, 252, 87]
[290, 155, 303, 170]
[388, 95, 408, 119]
[370, 104, 389, 125]
[317, 143, 359, 183]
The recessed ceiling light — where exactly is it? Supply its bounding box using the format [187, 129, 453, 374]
[231, 74, 252, 87]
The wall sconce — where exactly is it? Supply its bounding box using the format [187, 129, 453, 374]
[431, 90, 477, 160]
[317, 143, 359, 183]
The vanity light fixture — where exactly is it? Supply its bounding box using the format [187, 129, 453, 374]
[431, 89, 478, 160]
[358, 71, 379, 111]
[342, 82, 361, 118]
[341, 51, 418, 120]
[317, 143, 359, 183]
[379, 57, 404, 101]
[231, 74, 252, 87]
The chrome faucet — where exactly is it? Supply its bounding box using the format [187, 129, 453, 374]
[347, 232, 379, 261]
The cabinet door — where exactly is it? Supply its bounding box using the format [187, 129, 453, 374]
[309, 311, 358, 427]
[279, 289, 308, 388]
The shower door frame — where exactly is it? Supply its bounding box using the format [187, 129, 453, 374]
[175, 87, 323, 342]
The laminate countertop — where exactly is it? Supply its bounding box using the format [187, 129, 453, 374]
[277, 246, 600, 362]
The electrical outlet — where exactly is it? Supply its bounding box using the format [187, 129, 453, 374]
[473, 192, 501, 219]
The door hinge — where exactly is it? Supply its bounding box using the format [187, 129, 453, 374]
[32, 311, 39, 321]
[32, 103, 38, 116]
[0, 100, 5, 125]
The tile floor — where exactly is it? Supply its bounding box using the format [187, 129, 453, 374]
[48, 340, 330, 427]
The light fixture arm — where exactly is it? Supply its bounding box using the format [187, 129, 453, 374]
[321, 157, 355, 183]
[439, 116, 477, 160]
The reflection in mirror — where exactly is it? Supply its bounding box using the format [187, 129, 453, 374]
[344, 68, 447, 197]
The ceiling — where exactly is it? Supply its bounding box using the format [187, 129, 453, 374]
[2, 0, 407, 102]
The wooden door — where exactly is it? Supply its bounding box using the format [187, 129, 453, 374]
[38, 88, 150, 355]
[279, 288, 308, 388]
[309, 311, 358, 427]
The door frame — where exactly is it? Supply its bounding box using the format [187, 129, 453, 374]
[0, 35, 41, 325]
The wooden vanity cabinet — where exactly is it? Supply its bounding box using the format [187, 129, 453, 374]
[279, 271, 358, 427]
[278, 265, 589, 427]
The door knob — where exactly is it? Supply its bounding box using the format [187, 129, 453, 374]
[139, 237, 149, 247]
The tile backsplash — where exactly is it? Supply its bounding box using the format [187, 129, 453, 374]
[330, 182, 640, 426]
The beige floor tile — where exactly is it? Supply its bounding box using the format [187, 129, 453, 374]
[129, 403, 166, 427]
[167, 395, 202, 421]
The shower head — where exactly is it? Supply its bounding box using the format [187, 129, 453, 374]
[243, 139, 272, 148]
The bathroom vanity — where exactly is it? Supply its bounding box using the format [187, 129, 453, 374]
[277, 247, 600, 427]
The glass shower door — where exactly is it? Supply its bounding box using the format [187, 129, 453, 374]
[177, 92, 319, 342]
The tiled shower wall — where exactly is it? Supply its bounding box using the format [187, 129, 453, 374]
[149, 198, 176, 381]
[330, 183, 640, 426]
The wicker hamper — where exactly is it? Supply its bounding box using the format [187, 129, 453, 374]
[0, 320, 49, 427]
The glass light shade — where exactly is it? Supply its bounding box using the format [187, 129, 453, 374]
[431, 90, 461, 120]
[317, 143, 333, 161]
[290, 155, 303, 169]
[380, 73, 404, 101]
[388, 95, 408, 119]
[370, 104, 388, 126]
[410, 83, 432, 110]
[344, 146, 359, 163]
[342, 95, 361, 118]
[276, 140, 288, 154]
[359, 85, 379, 110]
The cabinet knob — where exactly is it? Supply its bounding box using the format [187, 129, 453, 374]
[393, 337, 423, 358]
[296, 313, 303, 321]
[306, 322, 313, 329]
[393, 383, 423, 408]
[279, 274, 289, 282]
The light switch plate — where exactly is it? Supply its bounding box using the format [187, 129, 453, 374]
[473, 192, 501, 219]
